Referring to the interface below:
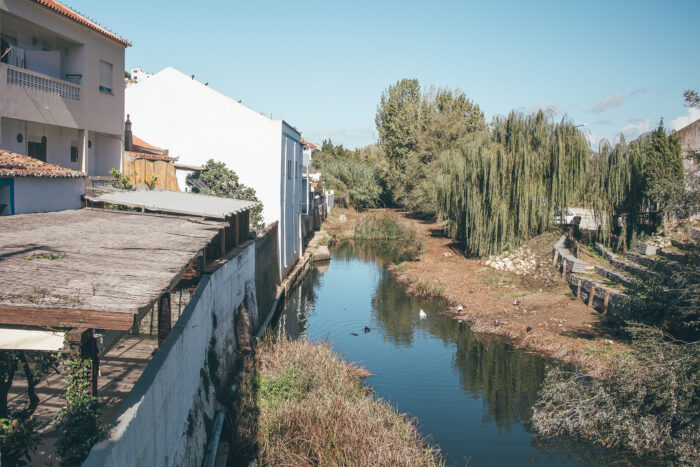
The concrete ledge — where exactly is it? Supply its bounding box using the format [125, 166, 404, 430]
[632, 242, 657, 256]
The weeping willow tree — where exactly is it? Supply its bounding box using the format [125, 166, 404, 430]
[435, 111, 589, 256]
[588, 136, 646, 250]
[589, 121, 684, 250]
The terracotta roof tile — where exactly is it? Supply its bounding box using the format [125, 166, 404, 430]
[131, 135, 167, 154]
[0, 150, 86, 178]
[31, 0, 130, 47]
[125, 151, 178, 163]
[301, 137, 319, 150]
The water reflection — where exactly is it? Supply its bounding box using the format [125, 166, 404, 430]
[275, 241, 639, 465]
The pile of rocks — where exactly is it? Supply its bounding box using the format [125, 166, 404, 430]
[647, 234, 672, 249]
[485, 247, 538, 275]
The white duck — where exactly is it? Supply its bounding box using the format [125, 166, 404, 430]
[419, 309, 427, 320]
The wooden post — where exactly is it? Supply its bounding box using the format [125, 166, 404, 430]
[588, 286, 596, 307]
[561, 260, 567, 278]
[158, 292, 172, 346]
[576, 279, 582, 298]
[233, 213, 240, 247]
[219, 228, 226, 257]
[552, 250, 559, 267]
[66, 328, 99, 397]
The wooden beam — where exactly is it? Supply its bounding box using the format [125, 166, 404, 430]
[0, 305, 135, 330]
[233, 213, 240, 247]
[158, 292, 171, 346]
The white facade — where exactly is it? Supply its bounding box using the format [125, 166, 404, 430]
[0, 0, 127, 175]
[9, 176, 84, 213]
[125, 67, 304, 277]
[129, 66, 151, 83]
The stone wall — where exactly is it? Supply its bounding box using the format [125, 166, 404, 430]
[84, 241, 256, 467]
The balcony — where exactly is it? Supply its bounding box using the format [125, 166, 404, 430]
[4, 63, 80, 101]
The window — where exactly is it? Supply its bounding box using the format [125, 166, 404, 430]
[28, 137, 46, 162]
[99, 60, 113, 94]
[70, 145, 78, 163]
[287, 160, 291, 179]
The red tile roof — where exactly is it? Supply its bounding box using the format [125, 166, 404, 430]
[127, 135, 178, 162]
[31, 0, 131, 47]
[125, 151, 178, 162]
[301, 138, 319, 150]
[0, 150, 86, 178]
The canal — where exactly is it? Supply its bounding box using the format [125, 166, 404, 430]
[274, 241, 637, 466]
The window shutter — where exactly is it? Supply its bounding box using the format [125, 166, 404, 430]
[99, 61, 113, 92]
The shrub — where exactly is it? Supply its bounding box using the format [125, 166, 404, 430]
[532, 325, 700, 465]
[235, 339, 443, 466]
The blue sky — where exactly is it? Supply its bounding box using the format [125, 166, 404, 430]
[69, 0, 699, 149]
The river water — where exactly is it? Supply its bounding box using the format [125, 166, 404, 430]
[274, 241, 636, 466]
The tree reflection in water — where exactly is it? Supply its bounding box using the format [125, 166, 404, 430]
[275, 240, 646, 465]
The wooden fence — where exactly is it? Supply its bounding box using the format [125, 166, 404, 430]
[122, 155, 179, 191]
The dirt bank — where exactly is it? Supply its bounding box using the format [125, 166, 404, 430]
[323, 208, 624, 377]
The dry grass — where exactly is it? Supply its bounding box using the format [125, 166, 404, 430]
[235, 338, 443, 467]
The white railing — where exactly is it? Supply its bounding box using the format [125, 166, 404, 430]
[6, 66, 80, 101]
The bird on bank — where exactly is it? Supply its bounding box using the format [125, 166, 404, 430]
[419, 309, 427, 320]
[457, 305, 465, 312]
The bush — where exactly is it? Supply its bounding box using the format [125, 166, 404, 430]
[236, 338, 443, 466]
[532, 325, 700, 465]
[322, 159, 384, 210]
[353, 214, 423, 261]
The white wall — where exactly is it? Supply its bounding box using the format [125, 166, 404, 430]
[279, 122, 302, 277]
[84, 241, 256, 467]
[13, 177, 84, 213]
[126, 67, 304, 278]
[126, 68, 285, 224]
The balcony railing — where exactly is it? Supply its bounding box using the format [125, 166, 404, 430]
[6, 66, 80, 101]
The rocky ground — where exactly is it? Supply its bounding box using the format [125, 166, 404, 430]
[323, 208, 624, 377]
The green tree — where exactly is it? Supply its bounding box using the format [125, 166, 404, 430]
[683, 89, 699, 108]
[186, 160, 264, 232]
[375, 79, 422, 198]
[641, 120, 685, 219]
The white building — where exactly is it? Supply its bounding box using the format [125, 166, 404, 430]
[0, 0, 129, 177]
[0, 149, 85, 214]
[128, 66, 151, 83]
[125, 67, 304, 278]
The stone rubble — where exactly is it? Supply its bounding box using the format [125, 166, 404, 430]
[484, 246, 539, 275]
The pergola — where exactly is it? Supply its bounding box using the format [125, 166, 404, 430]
[0, 200, 256, 394]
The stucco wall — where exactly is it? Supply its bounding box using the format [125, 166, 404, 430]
[0, 0, 126, 136]
[84, 241, 256, 467]
[12, 176, 84, 213]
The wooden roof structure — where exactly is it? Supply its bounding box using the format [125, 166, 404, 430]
[0, 209, 224, 330]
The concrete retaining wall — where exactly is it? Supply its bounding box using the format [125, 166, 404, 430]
[84, 241, 256, 467]
[255, 222, 281, 333]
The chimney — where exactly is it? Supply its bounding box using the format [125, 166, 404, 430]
[124, 114, 133, 151]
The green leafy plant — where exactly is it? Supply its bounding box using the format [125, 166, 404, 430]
[54, 358, 104, 467]
[109, 168, 134, 191]
[145, 174, 158, 190]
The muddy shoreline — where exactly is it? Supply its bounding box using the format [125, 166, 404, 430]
[323, 208, 623, 377]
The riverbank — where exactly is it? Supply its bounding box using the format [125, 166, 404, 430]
[323, 208, 624, 377]
[232, 338, 443, 466]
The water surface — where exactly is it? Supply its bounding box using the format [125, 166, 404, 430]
[275, 241, 634, 466]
